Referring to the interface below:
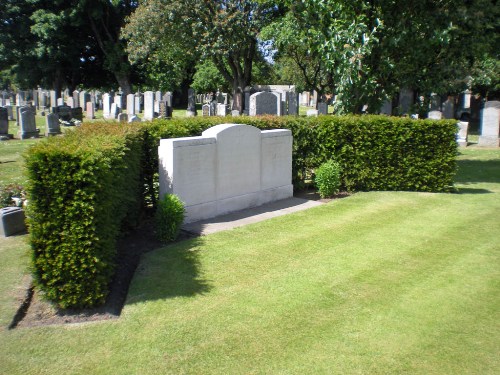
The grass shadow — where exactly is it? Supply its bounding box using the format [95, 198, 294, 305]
[125, 235, 211, 305]
[455, 159, 500, 185]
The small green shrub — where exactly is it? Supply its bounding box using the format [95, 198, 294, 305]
[155, 194, 185, 242]
[315, 160, 342, 198]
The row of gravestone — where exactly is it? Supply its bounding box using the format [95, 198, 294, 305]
[102, 91, 173, 121]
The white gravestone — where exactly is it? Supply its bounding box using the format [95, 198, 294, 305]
[159, 124, 293, 223]
[478, 101, 500, 147]
[103, 94, 111, 119]
[127, 94, 135, 116]
[144, 91, 154, 120]
[428, 110, 443, 120]
[457, 121, 469, 148]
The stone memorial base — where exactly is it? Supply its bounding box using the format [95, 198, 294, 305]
[18, 130, 40, 139]
[186, 110, 197, 117]
[478, 136, 499, 147]
[0, 134, 14, 141]
[0, 207, 26, 237]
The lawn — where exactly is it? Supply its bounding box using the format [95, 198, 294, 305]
[0, 143, 499, 374]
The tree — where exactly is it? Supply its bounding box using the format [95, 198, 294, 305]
[265, 0, 499, 114]
[0, 0, 138, 94]
[123, 0, 282, 112]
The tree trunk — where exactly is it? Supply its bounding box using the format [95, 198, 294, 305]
[115, 73, 132, 96]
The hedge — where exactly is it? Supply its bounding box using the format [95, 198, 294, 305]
[24, 115, 457, 308]
[145, 115, 458, 193]
[25, 123, 144, 308]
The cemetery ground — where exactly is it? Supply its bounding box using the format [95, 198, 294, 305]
[0, 134, 499, 373]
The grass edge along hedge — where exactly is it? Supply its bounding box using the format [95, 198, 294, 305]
[25, 123, 144, 308]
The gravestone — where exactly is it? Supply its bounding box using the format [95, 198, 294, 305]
[127, 94, 135, 116]
[57, 98, 64, 106]
[457, 121, 469, 147]
[380, 100, 392, 115]
[159, 101, 168, 118]
[72, 90, 80, 108]
[442, 97, 456, 119]
[478, 101, 500, 147]
[428, 110, 443, 120]
[66, 97, 74, 108]
[103, 94, 111, 118]
[40, 93, 47, 109]
[217, 103, 228, 117]
[155, 91, 162, 102]
[287, 92, 299, 115]
[50, 91, 57, 108]
[164, 92, 173, 112]
[186, 88, 197, 117]
[114, 95, 123, 109]
[19, 109, 39, 139]
[249, 92, 281, 116]
[117, 113, 128, 122]
[70, 107, 83, 122]
[110, 103, 120, 119]
[0, 107, 13, 140]
[6, 106, 14, 120]
[79, 91, 89, 109]
[231, 110, 240, 117]
[144, 91, 154, 120]
[430, 94, 441, 111]
[128, 115, 141, 123]
[154, 100, 160, 115]
[318, 102, 328, 115]
[134, 94, 141, 113]
[306, 109, 318, 117]
[45, 113, 61, 136]
[398, 88, 413, 114]
[86, 102, 95, 119]
[54, 105, 72, 122]
[159, 124, 293, 223]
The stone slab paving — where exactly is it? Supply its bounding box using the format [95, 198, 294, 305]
[182, 197, 324, 236]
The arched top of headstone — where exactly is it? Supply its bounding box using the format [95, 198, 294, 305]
[202, 123, 259, 139]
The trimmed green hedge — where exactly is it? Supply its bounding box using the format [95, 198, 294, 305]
[25, 123, 144, 308]
[146, 115, 458, 193]
[24, 114, 457, 308]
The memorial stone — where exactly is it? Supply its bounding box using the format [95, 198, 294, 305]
[6, 106, 14, 120]
[134, 95, 141, 113]
[249, 91, 281, 116]
[442, 97, 455, 119]
[45, 113, 61, 136]
[110, 103, 120, 119]
[86, 102, 95, 119]
[103, 93, 111, 119]
[54, 105, 72, 122]
[0, 107, 13, 140]
[202, 104, 210, 116]
[217, 103, 228, 116]
[428, 110, 443, 120]
[72, 90, 80, 108]
[457, 121, 469, 147]
[117, 113, 128, 122]
[287, 92, 298, 115]
[380, 100, 392, 115]
[127, 94, 135, 116]
[186, 88, 197, 117]
[399, 88, 413, 114]
[144, 91, 154, 120]
[231, 110, 240, 117]
[478, 101, 500, 147]
[19, 109, 39, 139]
[318, 102, 328, 115]
[70, 107, 83, 122]
[128, 115, 141, 123]
[307, 109, 319, 117]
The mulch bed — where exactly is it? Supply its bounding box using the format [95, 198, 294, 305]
[9, 189, 349, 329]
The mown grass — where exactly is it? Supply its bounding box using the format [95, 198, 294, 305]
[0, 145, 498, 374]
